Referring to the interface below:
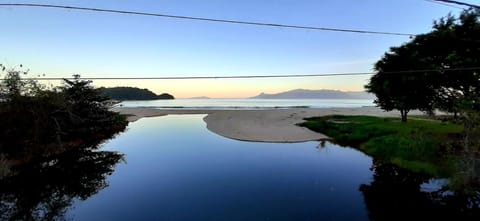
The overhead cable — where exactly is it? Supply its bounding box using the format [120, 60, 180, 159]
[16, 66, 480, 81]
[432, 0, 480, 9]
[423, 0, 466, 9]
[0, 3, 416, 37]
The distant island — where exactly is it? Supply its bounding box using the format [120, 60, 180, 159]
[100, 87, 174, 100]
[250, 89, 374, 99]
[188, 96, 211, 99]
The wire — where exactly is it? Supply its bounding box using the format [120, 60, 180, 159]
[17, 67, 480, 81]
[0, 3, 416, 37]
[423, 0, 466, 9]
[25, 73, 370, 81]
[431, 0, 480, 9]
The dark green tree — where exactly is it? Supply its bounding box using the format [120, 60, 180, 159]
[0, 64, 43, 102]
[0, 70, 127, 160]
[365, 42, 436, 122]
[57, 75, 128, 145]
[366, 9, 480, 122]
[418, 9, 480, 116]
[61, 74, 109, 117]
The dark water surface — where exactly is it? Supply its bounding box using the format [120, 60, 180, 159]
[3, 115, 478, 220]
[69, 115, 373, 220]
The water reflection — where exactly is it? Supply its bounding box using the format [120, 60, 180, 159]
[360, 160, 480, 220]
[4, 114, 477, 220]
[69, 115, 373, 221]
[0, 150, 124, 221]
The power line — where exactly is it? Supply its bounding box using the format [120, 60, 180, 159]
[0, 3, 416, 37]
[423, 0, 466, 9]
[431, 0, 480, 9]
[18, 67, 480, 81]
[26, 73, 370, 81]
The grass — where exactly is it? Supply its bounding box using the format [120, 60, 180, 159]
[300, 115, 463, 176]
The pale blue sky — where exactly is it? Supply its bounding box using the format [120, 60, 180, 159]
[0, 0, 472, 97]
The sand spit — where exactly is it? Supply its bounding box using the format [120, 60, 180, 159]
[111, 107, 421, 143]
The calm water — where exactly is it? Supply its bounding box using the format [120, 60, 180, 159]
[68, 115, 373, 220]
[2, 115, 478, 220]
[119, 98, 374, 109]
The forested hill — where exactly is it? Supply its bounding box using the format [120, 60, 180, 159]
[100, 87, 174, 100]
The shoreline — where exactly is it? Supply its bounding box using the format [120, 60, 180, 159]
[111, 107, 423, 143]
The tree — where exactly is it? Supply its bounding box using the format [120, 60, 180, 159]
[366, 9, 480, 122]
[57, 75, 128, 144]
[0, 70, 127, 160]
[365, 42, 436, 122]
[418, 9, 480, 117]
[0, 64, 43, 102]
[61, 74, 109, 116]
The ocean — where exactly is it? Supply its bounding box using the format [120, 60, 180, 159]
[119, 98, 375, 110]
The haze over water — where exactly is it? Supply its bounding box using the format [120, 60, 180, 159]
[119, 98, 375, 110]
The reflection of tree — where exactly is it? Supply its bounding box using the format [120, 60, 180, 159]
[360, 160, 480, 221]
[0, 150, 123, 221]
[454, 110, 480, 193]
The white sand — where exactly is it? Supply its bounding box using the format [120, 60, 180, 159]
[111, 107, 422, 143]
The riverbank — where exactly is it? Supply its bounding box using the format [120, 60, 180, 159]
[301, 115, 463, 176]
[112, 107, 424, 142]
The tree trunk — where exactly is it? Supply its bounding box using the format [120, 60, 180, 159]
[400, 109, 408, 122]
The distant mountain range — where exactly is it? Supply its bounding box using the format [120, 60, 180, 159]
[250, 89, 374, 99]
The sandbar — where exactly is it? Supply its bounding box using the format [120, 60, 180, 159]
[111, 107, 422, 143]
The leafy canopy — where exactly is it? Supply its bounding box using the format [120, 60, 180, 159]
[366, 9, 480, 121]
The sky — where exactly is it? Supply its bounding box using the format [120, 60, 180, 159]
[0, 0, 473, 98]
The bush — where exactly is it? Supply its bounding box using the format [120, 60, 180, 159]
[0, 69, 128, 160]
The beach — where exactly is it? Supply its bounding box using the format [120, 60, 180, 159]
[112, 107, 421, 143]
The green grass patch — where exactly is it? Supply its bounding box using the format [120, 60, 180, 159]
[300, 115, 463, 176]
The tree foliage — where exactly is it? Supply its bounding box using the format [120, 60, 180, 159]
[365, 43, 436, 122]
[0, 69, 128, 160]
[422, 10, 480, 114]
[0, 65, 43, 101]
[366, 9, 480, 122]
